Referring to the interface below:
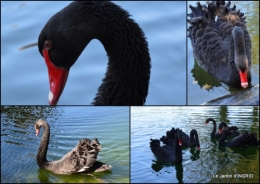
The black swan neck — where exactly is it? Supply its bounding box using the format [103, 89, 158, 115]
[36, 122, 50, 168]
[41, 1, 150, 105]
[88, 2, 151, 105]
[175, 130, 183, 163]
[232, 26, 248, 72]
[207, 118, 217, 136]
[190, 129, 200, 147]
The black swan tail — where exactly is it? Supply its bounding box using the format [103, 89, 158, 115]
[160, 127, 177, 145]
[149, 139, 175, 163]
[150, 138, 161, 150]
[73, 138, 101, 172]
[228, 126, 239, 131]
[187, 2, 207, 20]
[188, 1, 246, 41]
[188, 1, 245, 20]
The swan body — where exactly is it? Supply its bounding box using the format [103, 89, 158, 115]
[160, 128, 200, 150]
[38, 1, 151, 105]
[150, 128, 182, 164]
[34, 119, 112, 174]
[219, 129, 259, 147]
[188, 1, 251, 88]
[205, 118, 239, 139]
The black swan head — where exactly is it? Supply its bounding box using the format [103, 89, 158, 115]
[218, 122, 228, 133]
[218, 122, 239, 133]
[204, 118, 216, 125]
[176, 128, 183, 146]
[38, 1, 151, 105]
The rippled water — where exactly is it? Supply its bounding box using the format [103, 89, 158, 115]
[131, 106, 259, 183]
[187, 1, 259, 104]
[1, 106, 129, 183]
[1, 1, 186, 105]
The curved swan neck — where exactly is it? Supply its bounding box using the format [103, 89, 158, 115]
[36, 122, 50, 167]
[175, 130, 182, 162]
[190, 129, 200, 147]
[207, 118, 216, 135]
[78, 1, 150, 105]
[87, 2, 150, 105]
[232, 26, 248, 72]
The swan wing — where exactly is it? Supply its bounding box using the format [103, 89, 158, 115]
[47, 138, 102, 174]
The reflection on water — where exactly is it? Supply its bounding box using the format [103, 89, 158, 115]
[131, 106, 259, 183]
[1, 106, 129, 183]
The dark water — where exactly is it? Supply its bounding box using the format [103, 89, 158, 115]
[131, 106, 259, 183]
[187, 1, 259, 105]
[1, 1, 186, 105]
[1, 106, 129, 183]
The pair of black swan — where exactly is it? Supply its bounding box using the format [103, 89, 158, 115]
[205, 118, 240, 138]
[150, 127, 200, 163]
[188, 1, 251, 88]
[34, 119, 112, 174]
[205, 118, 259, 147]
[38, 1, 151, 105]
[160, 127, 200, 150]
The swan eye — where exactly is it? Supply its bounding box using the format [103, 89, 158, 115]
[44, 40, 52, 49]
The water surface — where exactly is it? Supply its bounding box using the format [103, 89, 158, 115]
[131, 106, 259, 183]
[1, 106, 129, 183]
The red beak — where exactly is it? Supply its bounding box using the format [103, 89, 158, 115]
[43, 49, 69, 105]
[239, 70, 248, 88]
[35, 125, 39, 136]
[178, 139, 182, 146]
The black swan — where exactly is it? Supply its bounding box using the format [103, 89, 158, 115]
[34, 119, 112, 174]
[205, 118, 239, 139]
[160, 127, 200, 150]
[218, 122, 240, 137]
[219, 129, 259, 147]
[150, 128, 182, 164]
[188, 1, 251, 88]
[38, 1, 151, 105]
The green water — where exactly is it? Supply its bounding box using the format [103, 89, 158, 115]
[1, 106, 129, 183]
